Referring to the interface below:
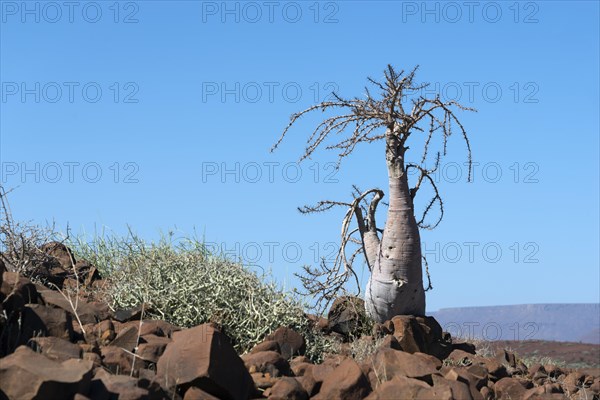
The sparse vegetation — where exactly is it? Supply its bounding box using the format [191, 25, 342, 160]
[1, 186, 337, 362]
[68, 229, 338, 361]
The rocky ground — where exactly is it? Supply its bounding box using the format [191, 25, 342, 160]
[0, 243, 599, 399]
[485, 341, 600, 371]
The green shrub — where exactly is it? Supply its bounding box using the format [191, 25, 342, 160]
[70, 230, 337, 361]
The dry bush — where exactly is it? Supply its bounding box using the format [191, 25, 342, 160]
[0, 187, 59, 280]
[69, 230, 337, 361]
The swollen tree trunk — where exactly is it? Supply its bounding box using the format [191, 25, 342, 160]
[365, 131, 425, 322]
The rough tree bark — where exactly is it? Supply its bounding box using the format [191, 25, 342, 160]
[272, 65, 473, 322]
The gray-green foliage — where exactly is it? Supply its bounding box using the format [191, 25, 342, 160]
[70, 230, 337, 361]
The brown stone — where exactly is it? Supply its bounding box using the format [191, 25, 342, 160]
[1, 271, 40, 315]
[40, 241, 77, 269]
[117, 319, 180, 339]
[480, 385, 492, 400]
[311, 354, 346, 384]
[391, 315, 426, 353]
[110, 325, 141, 352]
[432, 374, 475, 399]
[241, 350, 291, 377]
[101, 345, 135, 375]
[494, 377, 532, 399]
[156, 323, 253, 400]
[365, 376, 434, 399]
[444, 367, 485, 399]
[290, 355, 311, 366]
[372, 348, 439, 384]
[266, 327, 306, 359]
[562, 371, 585, 393]
[136, 337, 170, 363]
[313, 358, 371, 400]
[297, 373, 319, 397]
[94, 319, 115, 340]
[466, 365, 489, 388]
[496, 349, 517, 368]
[91, 368, 152, 399]
[291, 361, 313, 377]
[24, 304, 74, 340]
[82, 352, 102, 368]
[28, 336, 82, 362]
[413, 352, 443, 369]
[379, 334, 402, 350]
[446, 349, 478, 365]
[327, 296, 367, 337]
[482, 358, 509, 382]
[0, 345, 93, 399]
[269, 377, 309, 400]
[113, 304, 147, 323]
[389, 315, 451, 360]
[251, 371, 278, 390]
[38, 288, 110, 324]
[250, 339, 280, 354]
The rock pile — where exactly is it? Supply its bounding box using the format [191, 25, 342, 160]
[0, 246, 598, 399]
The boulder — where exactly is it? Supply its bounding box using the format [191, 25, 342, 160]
[444, 366, 486, 399]
[241, 350, 291, 377]
[310, 354, 346, 385]
[133, 319, 179, 338]
[378, 334, 402, 351]
[37, 288, 110, 325]
[156, 323, 253, 400]
[40, 242, 77, 269]
[2, 303, 75, 353]
[250, 339, 280, 354]
[90, 368, 155, 400]
[372, 348, 440, 384]
[113, 304, 147, 323]
[313, 358, 371, 400]
[494, 377, 532, 399]
[269, 377, 309, 400]
[136, 337, 170, 363]
[1, 271, 40, 315]
[101, 346, 135, 375]
[266, 327, 306, 359]
[28, 336, 82, 362]
[328, 296, 368, 337]
[109, 325, 141, 352]
[365, 376, 435, 399]
[496, 349, 517, 368]
[0, 345, 93, 399]
[431, 374, 475, 399]
[390, 315, 451, 359]
[250, 372, 278, 390]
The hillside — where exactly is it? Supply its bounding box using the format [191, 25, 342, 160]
[430, 304, 600, 344]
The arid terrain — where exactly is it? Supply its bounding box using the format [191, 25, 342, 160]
[486, 340, 600, 370]
[1, 241, 599, 399]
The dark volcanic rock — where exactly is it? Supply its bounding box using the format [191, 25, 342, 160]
[0, 345, 93, 399]
[266, 326, 306, 359]
[157, 323, 253, 400]
[328, 296, 368, 337]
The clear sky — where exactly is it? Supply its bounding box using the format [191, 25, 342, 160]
[1, 1, 598, 312]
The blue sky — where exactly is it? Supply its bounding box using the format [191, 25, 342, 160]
[1, 1, 598, 312]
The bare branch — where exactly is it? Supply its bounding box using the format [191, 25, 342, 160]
[294, 188, 384, 313]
